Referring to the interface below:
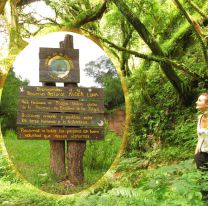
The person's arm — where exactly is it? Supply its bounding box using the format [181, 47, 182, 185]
[195, 137, 204, 154]
[195, 115, 203, 154]
[195, 141, 201, 154]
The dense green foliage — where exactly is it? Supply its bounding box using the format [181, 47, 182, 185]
[1, 0, 208, 205]
[128, 65, 197, 151]
[0, 69, 28, 132]
[0, 143, 207, 205]
[85, 55, 124, 109]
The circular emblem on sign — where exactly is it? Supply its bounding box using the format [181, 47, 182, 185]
[48, 55, 72, 79]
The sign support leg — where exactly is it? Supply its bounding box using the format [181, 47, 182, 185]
[67, 141, 86, 185]
[43, 82, 66, 179]
[50, 140, 66, 178]
[64, 81, 86, 185]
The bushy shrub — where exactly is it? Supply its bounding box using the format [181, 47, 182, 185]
[1, 69, 28, 132]
[84, 128, 121, 170]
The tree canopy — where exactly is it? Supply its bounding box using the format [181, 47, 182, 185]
[85, 55, 124, 109]
[1, 0, 207, 104]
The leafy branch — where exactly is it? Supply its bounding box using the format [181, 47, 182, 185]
[185, 0, 208, 19]
[87, 31, 204, 81]
[69, 0, 108, 28]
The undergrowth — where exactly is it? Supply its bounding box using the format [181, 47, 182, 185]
[0, 139, 207, 205]
[2, 128, 121, 195]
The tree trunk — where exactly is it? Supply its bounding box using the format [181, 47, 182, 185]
[120, 19, 133, 77]
[50, 140, 66, 178]
[42, 82, 66, 179]
[4, 0, 27, 52]
[62, 35, 86, 185]
[112, 0, 191, 105]
[67, 141, 86, 185]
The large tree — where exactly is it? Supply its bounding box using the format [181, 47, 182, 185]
[85, 55, 125, 109]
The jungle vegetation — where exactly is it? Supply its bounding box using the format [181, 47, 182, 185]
[0, 0, 208, 205]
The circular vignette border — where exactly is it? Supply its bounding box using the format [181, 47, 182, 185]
[0, 28, 132, 201]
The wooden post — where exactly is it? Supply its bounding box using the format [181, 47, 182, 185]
[49, 139, 65, 178]
[67, 141, 86, 185]
[61, 35, 86, 185]
[42, 83, 66, 178]
[64, 82, 86, 185]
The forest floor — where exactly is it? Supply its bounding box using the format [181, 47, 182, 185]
[0, 129, 206, 206]
[2, 129, 121, 195]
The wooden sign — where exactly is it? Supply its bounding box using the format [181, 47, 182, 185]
[16, 34, 104, 184]
[17, 85, 104, 140]
[18, 98, 104, 113]
[17, 35, 104, 143]
[17, 127, 104, 140]
[17, 112, 104, 127]
[19, 86, 104, 100]
[39, 48, 80, 83]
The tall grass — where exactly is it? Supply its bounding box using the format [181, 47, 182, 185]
[3, 129, 121, 194]
[84, 130, 121, 170]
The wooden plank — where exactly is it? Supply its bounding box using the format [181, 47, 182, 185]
[39, 47, 80, 83]
[60, 35, 73, 48]
[39, 48, 79, 59]
[17, 127, 104, 140]
[19, 86, 104, 100]
[18, 98, 104, 113]
[17, 112, 104, 127]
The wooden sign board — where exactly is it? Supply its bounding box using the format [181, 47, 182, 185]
[19, 86, 104, 100]
[17, 112, 104, 127]
[18, 98, 104, 113]
[17, 85, 104, 140]
[39, 48, 80, 83]
[17, 127, 104, 140]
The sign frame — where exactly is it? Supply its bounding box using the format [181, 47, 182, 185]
[39, 47, 80, 83]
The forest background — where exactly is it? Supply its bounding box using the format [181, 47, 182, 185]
[0, 0, 208, 205]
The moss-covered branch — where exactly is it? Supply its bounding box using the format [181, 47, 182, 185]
[92, 33, 204, 81]
[71, 1, 107, 28]
[17, 0, 41, 6]
[173, 0, 208, 65]
[186, 0, 208, 19]
[112, 0, 192, 105]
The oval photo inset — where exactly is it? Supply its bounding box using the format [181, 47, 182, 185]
[1, 32, 124, 195]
